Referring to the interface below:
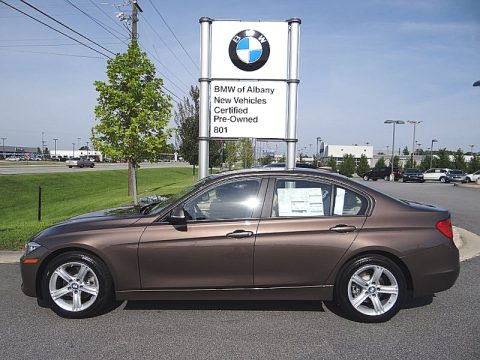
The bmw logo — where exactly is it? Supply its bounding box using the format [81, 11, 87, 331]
[229, 29, 270, 71]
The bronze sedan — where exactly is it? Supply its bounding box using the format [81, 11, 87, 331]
[21, 169, 459, 322]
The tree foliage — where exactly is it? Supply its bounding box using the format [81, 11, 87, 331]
[92, 40, 172, 164]
[402, 146, 409, 155]
[224, 141, 238, 170]
[238, 138, 254, 169]
[356, 154, 370, 176]
[91, 40, 172, 202]
[375, 156, 386, 168]
[339, 154, 356, 177]
[453, 149, 466, 171]
[469, 155, 480, 173]
[327, 156, 337, 171]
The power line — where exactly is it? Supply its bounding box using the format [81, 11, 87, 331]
[0, 0, 112, 59]
[139, 12, 197, 81]
[63, 0, 129, 45]
[0, 48, 105, 59]
[87, 0, 131, 37]
[146, 0, 199, 70]
[18, 0, 116, 56]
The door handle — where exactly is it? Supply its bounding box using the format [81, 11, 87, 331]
[226, 230, 254, 239]
[329, 224, 357, 233]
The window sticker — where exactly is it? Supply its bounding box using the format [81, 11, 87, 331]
[277, 188, 324, 216]
[334, 188, 346, 215]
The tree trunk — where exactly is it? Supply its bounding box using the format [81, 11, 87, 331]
[128, 160, 138, 206]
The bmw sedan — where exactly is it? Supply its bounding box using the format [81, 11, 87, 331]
[20, 169, 459, 322]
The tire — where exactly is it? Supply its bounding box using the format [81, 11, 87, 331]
[465, 177, 471, 183]
[440, 177, 446, 183]
[334, 255, 406, 323]
[41, 251, 114, 319]
[363, 175, 369, 181]
[402, 178, 406, 183]
[80, 164, 84, 168]
[90, 164, 94, 168]
[68, 166, 72, 168]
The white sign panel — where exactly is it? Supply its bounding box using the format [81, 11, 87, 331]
[210, 80, 287, 139]
[211, 21, 289, 80]
[277, 188, 325, 217]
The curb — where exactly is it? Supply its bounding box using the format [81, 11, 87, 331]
[1, 226, 479, 265]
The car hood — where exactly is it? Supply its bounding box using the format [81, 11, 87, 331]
[33, 207, 145, 244]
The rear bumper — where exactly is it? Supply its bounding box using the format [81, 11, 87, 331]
[402, 242, 460, 297]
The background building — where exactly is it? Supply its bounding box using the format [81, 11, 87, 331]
[318, 141, 374, 166]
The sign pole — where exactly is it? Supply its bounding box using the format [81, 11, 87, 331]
[199, 17, 212, 180]
[286, 18, 301, 170]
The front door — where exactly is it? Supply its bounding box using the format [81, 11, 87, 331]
[139, 177, 265, 289]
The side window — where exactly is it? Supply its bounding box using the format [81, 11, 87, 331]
[272, 178, 331, 217]
[333, 187, 368, 216]
[426, 169, 434, 174]
[184, 179, 261, 221]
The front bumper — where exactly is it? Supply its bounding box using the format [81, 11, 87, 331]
[20, 247, 50, 298]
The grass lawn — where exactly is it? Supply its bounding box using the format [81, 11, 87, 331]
[0, 167, 193, 249]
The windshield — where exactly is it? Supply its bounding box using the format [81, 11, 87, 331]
[449, 170, 463, 175]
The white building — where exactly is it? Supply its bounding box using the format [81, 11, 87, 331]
[318, 141, 374, 166]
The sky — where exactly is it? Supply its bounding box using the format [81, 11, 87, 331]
[0, 0, 479, 155]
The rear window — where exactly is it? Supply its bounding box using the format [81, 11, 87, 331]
[450, 170, 463, 174]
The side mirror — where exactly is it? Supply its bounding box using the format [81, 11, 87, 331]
[169, 206, 187, 225]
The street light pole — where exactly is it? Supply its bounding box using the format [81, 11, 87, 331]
[430, 139, 438, 169]
[468, 144, 474, 155]
[72, 143, 75, 158]
[86, 141, 89, 156]
[53, 138, 58, 160]
[407, 120, 422, 166]
[384, 120, 405, 181]
[316, 137, 321, 167]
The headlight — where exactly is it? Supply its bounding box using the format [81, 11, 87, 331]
[24, 241, 42, 255]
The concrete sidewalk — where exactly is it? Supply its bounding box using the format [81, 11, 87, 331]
[1, 226, 479, 265]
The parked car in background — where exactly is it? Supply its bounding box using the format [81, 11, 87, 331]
[463, 170, 480, 183]
[423, 168, 450, 183]
[65, 157, 95, 168]
[20, 168, 459, 322]
[445, 170, 466, 183]
[402, 168, 425, 183]
[361, 167, 401, 181]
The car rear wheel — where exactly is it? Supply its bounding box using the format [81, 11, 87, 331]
[335, 255, 406, 323]
[42, 252, 113, 318]
[363, 175, 369, 181]
[440, 176, 446, 183]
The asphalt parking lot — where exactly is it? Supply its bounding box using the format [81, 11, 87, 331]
[1, 179, 479, 359]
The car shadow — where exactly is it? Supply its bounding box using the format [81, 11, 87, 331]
[123, 300, 325, 312]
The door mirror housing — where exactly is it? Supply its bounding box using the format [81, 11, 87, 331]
[169, 206, 187, 225]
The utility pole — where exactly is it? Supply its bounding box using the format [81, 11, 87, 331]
[72, 143, 75, 158]
[53, 138, 58, 160]
[131, 0, 142, 40]
[1, 137, 6, 159]
[86, 141, 89, 156]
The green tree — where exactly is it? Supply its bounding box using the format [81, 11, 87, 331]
[420, 154, 435, 171]
[375, 156, 386, 168]
[453, 149, 467, 171]
[224, 141, 238, 170]
[175, 86, 199, 167]
[402, 146, 409, 155]
[393, 155, 400, 168]
[327, 156, 337, 171]
[92, 40, 172, 204]
[238, 138, 254, 169]
[356, 154, 370, 176]
[468, 155, 480, 173]
[260, 154, 274, 166]
[436, 148, 451, 168]
[404, 158, 415, 169]
[339, 154, 356, 177]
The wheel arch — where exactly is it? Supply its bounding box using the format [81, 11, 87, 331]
[332, 250, 414, 293]
[36, 247, 115, 300]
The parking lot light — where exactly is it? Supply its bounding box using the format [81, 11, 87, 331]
[384, 120, 405, 181]
[430, 139, 438, 169]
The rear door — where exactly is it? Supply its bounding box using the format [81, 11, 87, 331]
[254, 177, 369, 287]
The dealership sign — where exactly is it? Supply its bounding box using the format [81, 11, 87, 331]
[198, 18, 300, 178]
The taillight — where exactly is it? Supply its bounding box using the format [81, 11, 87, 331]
[436, 218, 453, 240]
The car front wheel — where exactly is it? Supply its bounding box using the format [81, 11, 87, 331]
[335, 255, 406, 323]
[42, 251, 114, 318]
